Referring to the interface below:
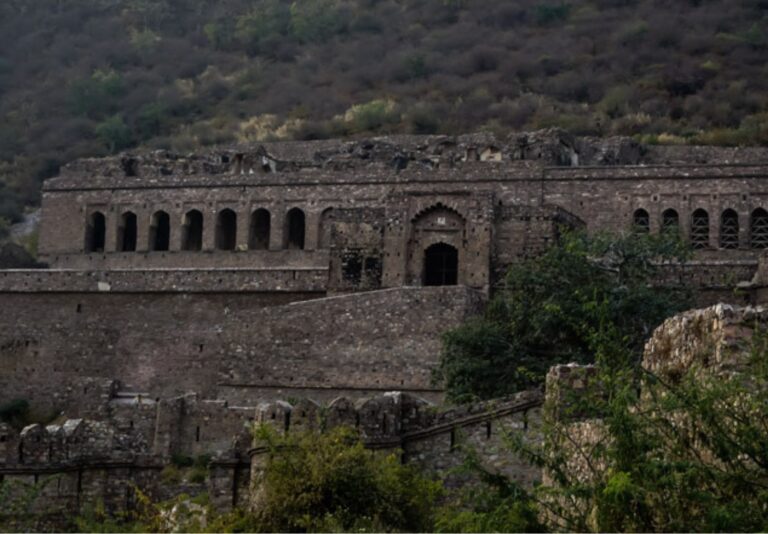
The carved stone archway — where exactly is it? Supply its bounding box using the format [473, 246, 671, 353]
[407, 204, 466, 285]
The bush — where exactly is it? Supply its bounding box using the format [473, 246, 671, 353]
[170, 453, 194, 468]
[68, 69, 124, 119]
[343, 99, 400, 133]
[289, 0, 349, 44]
[251, 425, 442, 532]
[534, 3, 571, 25]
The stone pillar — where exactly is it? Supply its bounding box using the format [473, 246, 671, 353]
[136, 210, 150, 252]
[304, 210, 320, 251]
[710, 208, 720, 250]
[270, 207, 285, 251]
[203, 207, 217, 251]
[151, 397, 184, 459]
[105, 210, 118, 253]
[739, 208, 750, 249]
[237, 207, 250, 251]
[170, 210, 184, 252]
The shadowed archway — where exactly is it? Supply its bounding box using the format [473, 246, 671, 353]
[423, 242, 458, 286]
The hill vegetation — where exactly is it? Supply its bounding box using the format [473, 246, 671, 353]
[1, 0, 768, 221]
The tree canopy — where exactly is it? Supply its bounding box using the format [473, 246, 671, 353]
[435, 230, 694, 402]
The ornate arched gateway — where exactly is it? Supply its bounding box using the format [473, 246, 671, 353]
[407, 204, 466, 286]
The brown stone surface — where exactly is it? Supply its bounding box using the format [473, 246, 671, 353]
[0, 286, 484, 412]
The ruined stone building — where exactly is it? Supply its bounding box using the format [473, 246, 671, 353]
[3, 129, 768, 413]
[3, 129, 768, 524]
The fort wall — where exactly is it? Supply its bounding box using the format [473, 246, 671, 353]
[0, 286, 484, 413]
[0, 389, 543, 530]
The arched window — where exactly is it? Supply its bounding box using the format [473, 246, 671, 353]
[181, 209, 204, 251]
[661, 209, 679, 234]
[149, 211, 170, 252]
[720, 209, 739, 249]
[690, 209, 709, 250]
[285, 208, 306, 250]
[633, 209, 650, 233]
[215, 209, 237, 251]
[117, 211, 137, 252]
[249, 209, 271, 250]
[85, 211, 106, 253]
[423, 243, 458, 286]
[751, 208, 768, 249]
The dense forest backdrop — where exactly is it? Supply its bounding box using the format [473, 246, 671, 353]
[1, 0, 768, 221]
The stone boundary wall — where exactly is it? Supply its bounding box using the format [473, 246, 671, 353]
[0, 267, 328, 293]
[0, 389, 544, 529]
[0, 286, 484, 413]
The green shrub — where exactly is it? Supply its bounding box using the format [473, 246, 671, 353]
[170, 453, 194, 468]
[95, 115, 133, 153]
[534, 3, 571, 25]
[251, 424, 442, 532]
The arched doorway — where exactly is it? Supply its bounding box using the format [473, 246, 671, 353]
[181, 209, 204, 251]
[423, 243, 458, 286]
[149, 211, 170, 251]
[285, 208, 306, 250]
[215, 209, 237, 250]
[117, 211, 137, 252]
[249, 209, 271, 250]
[85, 212, 106, 253]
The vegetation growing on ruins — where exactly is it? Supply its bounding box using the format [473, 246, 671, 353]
[68, 425, 443, 533]
[2, 0, 768, 221]
[436, 230, 694, 401]
[510, 319, 768, 532]
[249, 425, 442, 532]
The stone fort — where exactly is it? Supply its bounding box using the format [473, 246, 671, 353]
[3, 129, 768, 525]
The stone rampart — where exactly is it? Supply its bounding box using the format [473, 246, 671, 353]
[0, 388, 544, 529]
[0, 286, 484, 413]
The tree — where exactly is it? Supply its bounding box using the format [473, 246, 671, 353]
[250, 425, 442, 532]
[69, 69, 124, 119]
[289, 0, 348, 44]
[95, 115, 133, 153]
[435, 230, 693, 402]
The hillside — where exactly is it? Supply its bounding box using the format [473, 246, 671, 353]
[1, 0, 768, 222]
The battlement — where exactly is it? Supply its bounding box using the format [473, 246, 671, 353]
[0, 387, 544, 526]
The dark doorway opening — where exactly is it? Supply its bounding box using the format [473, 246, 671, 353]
[286, 208, 306, 250]
[118, 212, 137, 252]
[215, 209, 237, 250]
[249, 209, 271, 250]
[149, 211, 170, 251]
[85, 212, 106, 252]
[181, 210, 204, 251]
[423, 243, 458, 286]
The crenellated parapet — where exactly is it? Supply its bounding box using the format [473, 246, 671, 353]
[1, 419, 145, 468]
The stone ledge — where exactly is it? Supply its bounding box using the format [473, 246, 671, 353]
[0, 267, 329, 293]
